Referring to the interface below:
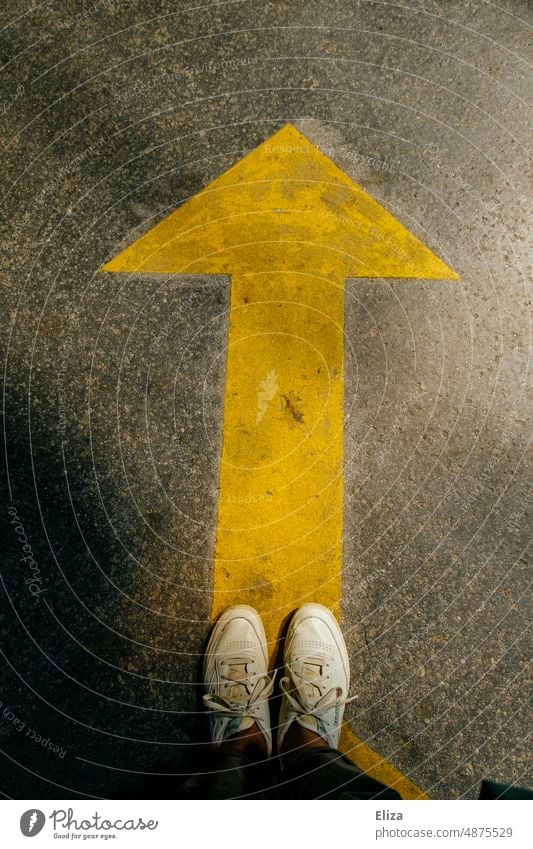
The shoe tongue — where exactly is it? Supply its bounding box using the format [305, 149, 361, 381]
[238, 716, 255, 732]
[223, 660, 251, 681]
[302, 660, 323, 678]
[221, 659, 254, 702]
[296, 714, 320, 734]
[293, 659, 324, 704]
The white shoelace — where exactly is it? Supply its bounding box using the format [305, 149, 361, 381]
[280, 662, 356, 722]
[204, 669, 276, 720]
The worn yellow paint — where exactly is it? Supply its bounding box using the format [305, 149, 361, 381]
[103, 124, 456, 281]
[103, 124, 456, 799]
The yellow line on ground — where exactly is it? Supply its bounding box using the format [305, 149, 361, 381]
[102, 124, 457, 799]
[340, 726, 430, 799]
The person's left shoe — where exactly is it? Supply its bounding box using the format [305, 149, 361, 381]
[203, 605, 275, 756]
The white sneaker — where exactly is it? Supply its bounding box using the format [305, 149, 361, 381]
[278, 603, 354, 753]
[203, 605, 274, 756]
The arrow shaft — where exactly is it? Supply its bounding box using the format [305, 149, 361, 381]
[212, 271, 344, 652]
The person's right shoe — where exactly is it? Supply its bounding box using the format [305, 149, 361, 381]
[203, 604, 275, 756]
[278, 603, 354, 753]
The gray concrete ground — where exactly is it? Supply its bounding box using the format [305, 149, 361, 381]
[1, 0, 531, 798]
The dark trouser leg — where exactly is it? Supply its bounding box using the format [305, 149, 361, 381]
[280, 746, 402, 799]
[179, 749, 272, 799]
[479, 779, 533, 800]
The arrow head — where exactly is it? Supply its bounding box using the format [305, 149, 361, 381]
[102, 124, 457, 280]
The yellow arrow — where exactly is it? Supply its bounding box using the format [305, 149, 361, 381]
[102, 124, 456, 798]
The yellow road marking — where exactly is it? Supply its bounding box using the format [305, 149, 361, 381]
[340, 726, 430, 799]
[102, 124, 456, 798]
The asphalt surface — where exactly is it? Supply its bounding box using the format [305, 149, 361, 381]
[1, 0, 531, 799]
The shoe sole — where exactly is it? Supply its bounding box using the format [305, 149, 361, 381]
[203, 604, 268, 679]
[285, 603, 350, 690]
